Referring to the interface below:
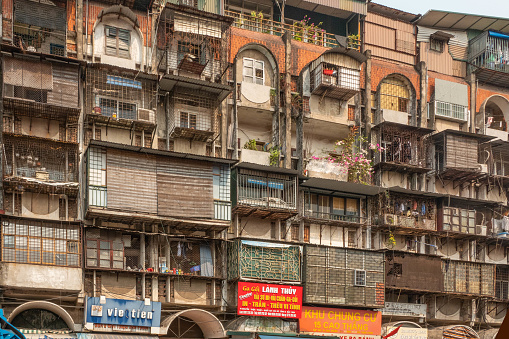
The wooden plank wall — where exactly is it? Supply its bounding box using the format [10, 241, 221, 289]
[157, 157, 214, 219]
[48, 64, 79, 108]
[107, 149, 158, 214]
[446, 135, 478, 169]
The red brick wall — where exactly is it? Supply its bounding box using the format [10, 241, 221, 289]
[371, 59, 420, 100]
[476, 87, 509, 112]
[230, 27, 327, 76]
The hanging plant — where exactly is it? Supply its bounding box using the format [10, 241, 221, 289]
[269, 147, 280, 167]
[386, 231, 396, 249]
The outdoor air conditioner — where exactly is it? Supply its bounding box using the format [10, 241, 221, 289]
[478, 164, 488, 173]
[137, 108, 155, 123]
[476, 225, 487, 236]
[384, 214, 396, 225]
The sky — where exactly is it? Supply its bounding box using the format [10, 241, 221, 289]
[377, 0, 507, 18]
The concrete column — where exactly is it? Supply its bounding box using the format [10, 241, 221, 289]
[151, 276, 158, 302]
[363, 50, 372, 137]
[469, 72, 477, 133]
[299, 220, 305, 242]
[282, 31, 292, 169]
[418, 61, 428, 128]
[276, 219, 281, 241]
[76, 0, 83, 60]
[140, 233, 146, 270]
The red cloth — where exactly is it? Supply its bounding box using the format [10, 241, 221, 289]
[323, 69, 334, 76]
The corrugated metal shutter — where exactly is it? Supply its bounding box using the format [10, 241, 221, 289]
[434, 78, 468, 106]
[156, 157, 214, 219]
[47, 63, 79, 108]
[107, 149, 157, 214]
[14, 0, 66, 31]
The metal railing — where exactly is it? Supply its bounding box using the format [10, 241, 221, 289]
[13, 24, 66, 56]
[304, 210, 364, 223]
[226, 10, 354, 49]
[469, 32, 509, 73]
[214, 200, 231, 221]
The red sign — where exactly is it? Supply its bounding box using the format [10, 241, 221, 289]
[300, 306, 381, 337]
[237, 282, 303, 318]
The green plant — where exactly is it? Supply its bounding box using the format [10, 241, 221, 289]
[269, 147, 280, 167]
[386, 231, 396, 249]
[243, 139, 257, 150]
[348, 34, 360, 49]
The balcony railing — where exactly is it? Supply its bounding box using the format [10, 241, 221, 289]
[304, 210, 364, 224]
[13, 24, 66, 57]
[214, 200, 231, 221]
[237, 172, 297, 210]
[226, 10, 355, 49]
[469, 31, 509, 73]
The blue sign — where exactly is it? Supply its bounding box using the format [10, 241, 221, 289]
[86, 297, 161, 328]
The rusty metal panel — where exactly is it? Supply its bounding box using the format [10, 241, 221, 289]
[15, 0, 66, 31]
[107, 149, 158, 214]
[156, 157, 214, 219]
[386, 252, 443, 292]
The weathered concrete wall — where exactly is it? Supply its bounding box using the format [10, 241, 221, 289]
[0, 263, 82, 291]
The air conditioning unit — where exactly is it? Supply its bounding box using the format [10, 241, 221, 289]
[384, 214, 396, 225]
[478, 164, 488, 173]
[476, 225, 487, 236]
[137, 108, 155, 123]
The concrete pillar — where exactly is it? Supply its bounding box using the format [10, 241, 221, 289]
[282, 31, 292, 169]
[76, 0, 83, 60]
[363, 50, 372, 137]
[299, 219, 305, 242]
[469, 72, 477, 133]
[418, 61, 428, 128]
[151, 276, 158, 302]
[140, 233, 146, 269]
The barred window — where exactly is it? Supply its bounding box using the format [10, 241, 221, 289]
[380, 77, 410, 113]
[2, 219, 80, 267]
[88, 147, 107, 207]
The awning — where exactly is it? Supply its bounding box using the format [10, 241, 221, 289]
[77, 334, 157, 339]
[300, 177, 383, 196]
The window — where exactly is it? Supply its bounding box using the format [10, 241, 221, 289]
[88, 147, 107, 207]
[354, 269, 366, 286]
[303, 225, 310, 243]
[435, 101, 467, 121]
[213, 165, 231, 221]
[98, 97, 137, 120]
[380, 77, 410, 113]
[177, 41, 205, 65]
[430, 38, 444, 52]
[348, 105, 355, 121]
[305, 193, 360, 222]
[388, 263, 402, 276]
[86, 239, 123, 269]
[2, 219, 80, 267]
[243, 58, 264, 84]
[180, 112, 197, 129]
[105, 26, 130, 58]
[291, 225, 299, 241]
[497, 266, 509, 300]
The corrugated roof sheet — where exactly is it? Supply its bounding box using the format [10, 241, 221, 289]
[417, 10, 509, 35]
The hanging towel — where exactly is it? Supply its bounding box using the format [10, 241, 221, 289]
[177, 241, 182, 257]
[421, 203, 426, 216]
[200, 245, 213, 277]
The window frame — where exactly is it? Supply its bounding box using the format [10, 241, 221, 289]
[179, 111, 198, 129]
[243, 57, 264, 85]
[430, 38, 444, 53]
[97, 96, 138, 120]
[105, 25, 131, 59]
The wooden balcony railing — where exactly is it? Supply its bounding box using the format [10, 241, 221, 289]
[225, 10, 360, 50]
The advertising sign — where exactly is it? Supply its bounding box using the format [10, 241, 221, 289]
[300, 306, 381, 338]
[381, 302, 427, 318]
[237, 282, 303, 318]
[85, 297, 162, 333]
[385, 327, 427, 339]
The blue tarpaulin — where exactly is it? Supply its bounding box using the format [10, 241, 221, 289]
[247, 178, 284, 190]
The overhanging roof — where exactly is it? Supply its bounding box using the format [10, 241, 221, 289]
[368, 2, 421, 23]
[322, 46, 368, 64]
[300, 177, 383, 196]
[431, 129, 495, 143]
[388, 186, 443, 198]
[88, 140, 237, 165]
[233, 162, 299, 176]
[416, 10, 509, 34]
[159, 74, 232, 102]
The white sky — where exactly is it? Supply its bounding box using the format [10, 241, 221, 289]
[377, 0, 508, 18]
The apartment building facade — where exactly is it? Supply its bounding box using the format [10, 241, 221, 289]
[0, 1, 507, 339]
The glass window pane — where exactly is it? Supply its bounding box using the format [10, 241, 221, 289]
[16, 250, 28, 263]
[3, 248, 15, 261]
[43, 252, 54, 264]
[333, 197, 345, 215]
[100, 241, 110, 250]
[29, 251, 41, 263]
[16, 237, 28, 249]
[29, 238, 41, 250]
[4, 235, 15, 248]
[43, 239, 54, 251]
[346, 198, 359, 215]
[16, 223, 28, 235]
[68, 254, 79, 266]
[55, 240, 66, 252]
[29, 225, 41, 237]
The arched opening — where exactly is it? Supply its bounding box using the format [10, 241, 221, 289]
[7, 301, 75, 332]
[483, 96, 509, 131]
[161, 309, 224, 339]
[11, 309, 69, 331]
[380, 76, 411, 113]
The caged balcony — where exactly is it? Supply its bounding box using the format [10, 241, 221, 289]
[310, 62, 361, 101]
[232, 168, 298, 219]
[469, 31, 509, 88]
[86, 67, 157, 131]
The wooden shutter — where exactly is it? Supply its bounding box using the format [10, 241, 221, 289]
[118, 29, 131, 58]
[105, 26, 118, 56]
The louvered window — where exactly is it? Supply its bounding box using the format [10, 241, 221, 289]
[105, 26, 131, 59]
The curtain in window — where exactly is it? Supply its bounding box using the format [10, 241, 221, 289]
[200, 244, 213, 277]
